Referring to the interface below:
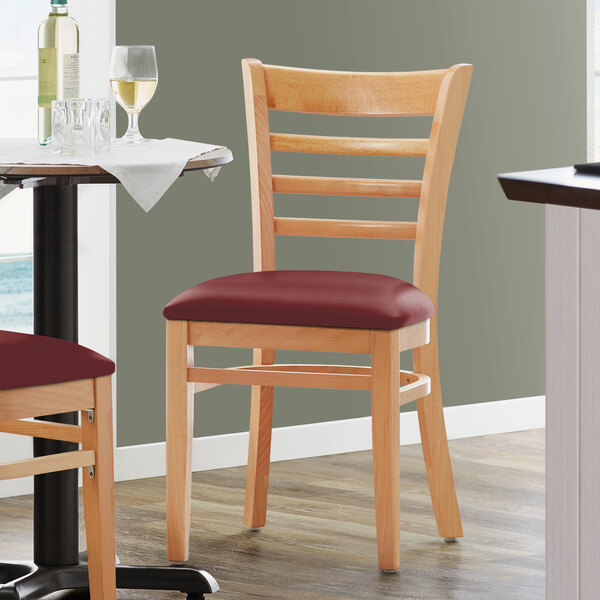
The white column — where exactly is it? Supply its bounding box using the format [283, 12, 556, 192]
[545, 204, 579, 599]
[70, 0, 116, 362]
[578, 209, 600, 598]
[546, 204, 600, 599]
[72, 0, 118, 464]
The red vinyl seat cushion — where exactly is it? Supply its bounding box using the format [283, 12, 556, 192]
[0, 330, 115, 391]
[163, 270, 434, 330]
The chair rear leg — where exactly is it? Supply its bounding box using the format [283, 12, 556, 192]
[82, 375, 116, 600]
[166, 320, 195, 562]
[413, 320, 463, 540]
[244, 348, 274, 529]
[371, 330, 401, 572]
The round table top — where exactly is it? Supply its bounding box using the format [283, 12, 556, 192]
[0, 146, 233, 187]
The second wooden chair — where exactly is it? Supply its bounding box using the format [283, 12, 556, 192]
[0, 330, 116, 599]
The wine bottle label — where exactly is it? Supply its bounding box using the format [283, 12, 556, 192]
[63, 53, 80, 98]
[38, 48, 57, 108]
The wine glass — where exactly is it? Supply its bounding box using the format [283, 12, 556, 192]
[109, 45, 158, 144]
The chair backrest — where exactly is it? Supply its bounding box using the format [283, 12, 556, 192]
[241, 59, 472, 308]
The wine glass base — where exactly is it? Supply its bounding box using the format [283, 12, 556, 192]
[113, 136, 149, 145]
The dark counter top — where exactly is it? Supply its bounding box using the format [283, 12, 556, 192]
[498, 166, 600, 211]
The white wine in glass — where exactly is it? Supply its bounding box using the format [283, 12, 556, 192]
[110, 79, 157, 113]
[109, 46, 158, 143]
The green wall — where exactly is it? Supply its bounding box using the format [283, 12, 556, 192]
[116, 0, 586, 446]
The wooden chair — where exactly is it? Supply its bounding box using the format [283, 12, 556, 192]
[0, 330, 116, 599]
[164, 60, 472, 571]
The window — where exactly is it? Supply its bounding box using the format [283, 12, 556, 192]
[0, 1, 48, 333]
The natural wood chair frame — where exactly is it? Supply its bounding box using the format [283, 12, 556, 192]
[0, 376, 116, 600]
[166, 59, 472, 571]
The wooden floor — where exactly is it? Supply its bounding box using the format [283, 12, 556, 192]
[0, 429, 544, 599]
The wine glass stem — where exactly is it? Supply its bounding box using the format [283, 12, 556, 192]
[124, 111, 142, 142]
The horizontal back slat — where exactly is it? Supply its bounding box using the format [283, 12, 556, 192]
[270, 133, 429, 156]
[272, 175, 422, 198]
[273, 217, 417, 240]
[264, 64, 446, 116]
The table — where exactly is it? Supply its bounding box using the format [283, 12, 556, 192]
[0, 146, 233, 599]
[499, 166, 600, 600]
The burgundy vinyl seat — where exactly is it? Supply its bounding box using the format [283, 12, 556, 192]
[163, 270, 435, 330]
[0, 330, 115, 391]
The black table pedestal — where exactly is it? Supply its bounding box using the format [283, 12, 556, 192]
[0, 184, 218, 598]
[32, 184, 80, 567]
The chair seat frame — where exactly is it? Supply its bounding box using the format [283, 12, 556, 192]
[166, 317, 432, 572]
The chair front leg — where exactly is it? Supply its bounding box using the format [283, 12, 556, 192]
[166, 320, 195, 562]
[413, 317, 463, 540]
[371, 330, 401, 572]
[244, 348, 274, 529]
[82, 375, 116, 600]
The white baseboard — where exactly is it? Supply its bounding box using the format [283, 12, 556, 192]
[0, 395, 545, 498]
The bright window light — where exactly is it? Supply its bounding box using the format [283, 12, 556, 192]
[0, 0, 47, 333]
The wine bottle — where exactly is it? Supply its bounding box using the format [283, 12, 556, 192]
[38, 0, 80, 146]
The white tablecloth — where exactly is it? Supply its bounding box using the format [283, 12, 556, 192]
[0, 138, 224, 212]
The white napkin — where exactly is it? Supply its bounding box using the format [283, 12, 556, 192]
[0, 138, 224, 212]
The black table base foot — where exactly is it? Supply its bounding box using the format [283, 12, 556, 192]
[116, 565, 219, 596]
[0, 560, 219, 599]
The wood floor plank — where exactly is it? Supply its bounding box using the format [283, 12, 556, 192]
[0, 429, 544, 599]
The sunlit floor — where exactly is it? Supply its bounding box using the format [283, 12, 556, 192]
[0, 429, 544, 599]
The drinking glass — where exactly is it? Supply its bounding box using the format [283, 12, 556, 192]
[109, 45, 158, 144]
[52, 98, 111, 155]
